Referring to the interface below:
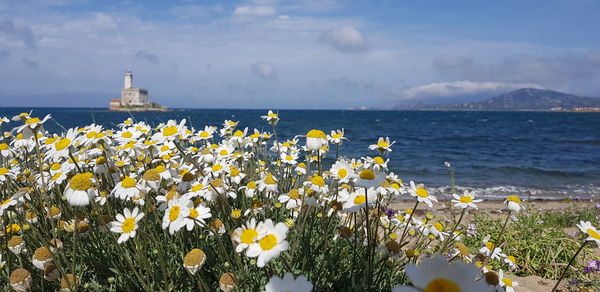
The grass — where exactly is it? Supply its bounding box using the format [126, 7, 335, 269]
[464, 202, 600, 290]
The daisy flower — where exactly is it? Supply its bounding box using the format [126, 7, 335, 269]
[479, 235, 504, 260]
[64, 173, 98, 206]
[264, 273, 313, 292]
[392, 255, 488, 292]
[368, 137, 395, 153]
[246, 219, 289, 268]
[279, 189, 303, 210]
[195, 126, 217, 141]
[183, 204, 212, 231]
[15, 114, 51, 138]
[498, 269, 519, 292]
[233, 218, 262, 253]
[162, 197, 190, 234]
[327, 129, 347, 145]
[329, 159, 355, 183]
[111, 176, 141, 200]
[408, 181, 438, 208]
[343, 188, 376, 213]
[0, 196, 19, 216]
[305, 129, 327, 151]
[280, 152, 298, 165]
[577, 221, 600, 247]
[304, 175, 328, 194]
[261, 110, 280, 125]
[110, 207, 144, 244]
[504, 195, 522, 212]
[45, 128, 78, 162]
[355, 169, 386, 188]
[258, 173, 278, 193]
[152, 119, 187, 141]
[451, 191, 483, 209]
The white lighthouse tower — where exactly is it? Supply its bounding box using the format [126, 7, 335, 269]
[124, 70, 133, 89]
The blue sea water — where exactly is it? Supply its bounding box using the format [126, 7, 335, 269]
[1, 107, 600, 199]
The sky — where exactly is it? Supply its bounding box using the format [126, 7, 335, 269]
[1, 0, 600, 109]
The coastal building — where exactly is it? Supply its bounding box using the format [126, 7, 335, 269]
[109, 71, 167, 112]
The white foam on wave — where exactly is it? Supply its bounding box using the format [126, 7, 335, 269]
[419, 184, 600, 201]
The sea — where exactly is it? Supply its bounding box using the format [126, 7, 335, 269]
[1, 107, 600, 200]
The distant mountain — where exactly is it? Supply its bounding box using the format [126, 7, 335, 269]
[392, 88, 600, 111]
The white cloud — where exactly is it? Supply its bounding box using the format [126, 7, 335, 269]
[251, 61, 277, 79]
[319, 25, 367, 53]
[399, 81, 544, 99]
[233, 6, 276, 17]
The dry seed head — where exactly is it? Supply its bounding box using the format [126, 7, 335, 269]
[142, 169, 161, 181]
[385, 241, 401, 254]
[183, 249, 206, 267]
[60, 274, 79, 289]
[33, 246, 52, 261]
[484, 271, 500, 286]
[209, 218, 223, 230]
[10, 268, 30, 284]
[219, 272, 237, 291]
[8, 235, 24, 247]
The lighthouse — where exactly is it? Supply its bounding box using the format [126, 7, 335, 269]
[124, 70, 133, 89]
[109, 70, 167, 111]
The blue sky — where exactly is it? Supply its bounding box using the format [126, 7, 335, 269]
[1, 0, 600, 109]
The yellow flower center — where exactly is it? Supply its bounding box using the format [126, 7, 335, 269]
[259, 234, 278, 250]
[485, 241, 494, 250]
[54, 138, 71, 151]
[306, 129, 326, 139]
[247, 181, 257, 189]
[121, 177, 136, 188]
[121, 131, 133, 139]
[0, 143, 8, 150]
[169, 206, 181, 222]
[200, 131, 210, 138]
[434, 222, 444, 232]
[288, 189, 300, 200]
[587, 228, 600, 240]
[69, 173, 94, 191]
[373, 157, 385, 164]
[377, 140, 389, 147]
[359, 169, 375, 180]
[505, 195, 521, 203]
[143, 169, 161, 181]
[2, 199, 12, 206]
[416, 187, 429, 198]
[95, 156, 106, 165]
[233, 130, 244, 137]
[459, 196, 473, 203]
[212, 164, 223, 172]
[0, 168, 8, 175]
[354, 195, 366, 205]
[507, 255, 516, 263]
[122, 218, 136, 233]
[502, 278, 513, 287]
[241, 228, 258, 244]
[423, 278, 461, 292]
[160, 145, 170, 152]
[268, 112, 278, 117]
[25, 117, 41, 125]
[264, 174, 276, 185]
[336, 168, 348, 179]
[310, 176, 325, 187]
[162, 126, 178, 136]
[332, 133, 343, 138]
[191, 184, 204, 192]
